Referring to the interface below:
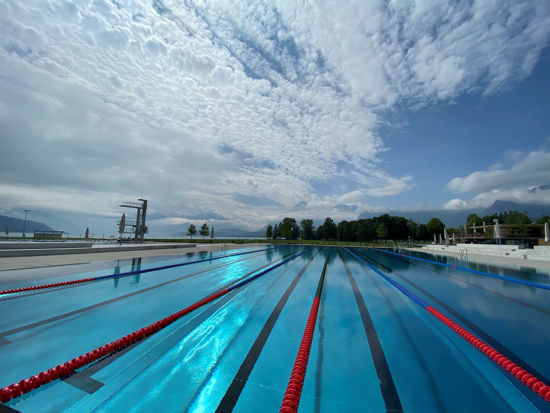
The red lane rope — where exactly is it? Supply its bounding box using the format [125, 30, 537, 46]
[426, 306, 550, 402]
[0, 248, 273, 296]
[280, 297, 320, 413]
[346, 247, 550, 404]
[280, 258, 328, 413]
[0, 288, 227, 403]
[0, 277, 97, 295]
[0, 251, 304, 404]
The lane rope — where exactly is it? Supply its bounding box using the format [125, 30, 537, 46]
[0, 250, 304, 404]
[370, 247, 550, 291]
[280, 256, 328, 413]
[345, 247, 550, 404]
[0, 247, 276, 296]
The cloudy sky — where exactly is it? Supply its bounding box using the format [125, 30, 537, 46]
[1, 0, 550, 231]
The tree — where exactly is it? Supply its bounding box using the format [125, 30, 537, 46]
[273, 223, 281, 239]
[407, 220, 418, 239]
[317, 217, 337, 240]
[501, 211, 531, 225]
[187, 224, 197, 239]
[536, 216, 550, 224]
[199, 223, 210, 239]
[426, 217, 445, 238]
[355, 219, 376, 242]
[281, 217, 298, 239]
[300, 219, 315, 240]
[466, 214, 484, 231]
[376, 222, 388, 239]
[291, 225, 300, 239]
[337, 220, 352, 241]
[84, 227, 89, 239]
[211, 226, 215, 239]
[416, 224, 429, 240]
[266, 224, 273, 240]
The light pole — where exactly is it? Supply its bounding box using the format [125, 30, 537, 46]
[22, 209, 30, 238]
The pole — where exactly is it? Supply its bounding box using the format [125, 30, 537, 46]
[22, 209, 30, 238]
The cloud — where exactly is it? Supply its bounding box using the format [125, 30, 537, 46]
[448, 151, 550, 193]
[1, 1, 549, 228]
[445, 151, 550, 209]
[334, 204, 358, 212]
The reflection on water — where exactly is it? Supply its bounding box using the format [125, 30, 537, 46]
[131, 258, 142, 284]
[301, 246, 316, 260]
[319, 246, 337, 264]
[186, 252, 196, 259]
[113, 260, 121, 288]
[112, 258, 143, 288]
[198, 251, 208, 260]
[265, 248, 273, 262]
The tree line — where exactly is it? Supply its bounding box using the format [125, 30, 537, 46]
[265, 215, 446, 242]
[265, 210, 549, 242]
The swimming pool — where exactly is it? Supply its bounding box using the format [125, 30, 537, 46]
[1, 246, 549, 412]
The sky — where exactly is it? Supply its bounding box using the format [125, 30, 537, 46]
[1, 0, 550, 233]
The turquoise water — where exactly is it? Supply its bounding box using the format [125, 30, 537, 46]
[1, 246, 549, 412]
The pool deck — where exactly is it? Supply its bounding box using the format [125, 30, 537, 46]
[0, 243, 262, 271]
[407, 247, 550, 271]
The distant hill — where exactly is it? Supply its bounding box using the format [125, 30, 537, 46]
[0, 214, 54, 233]
[175, 226, 266, 238]
[357, 200, 549, 227]
[214, 227, 266, 238]
[480, 200, 549, 218]
[357, 208, 477, 227]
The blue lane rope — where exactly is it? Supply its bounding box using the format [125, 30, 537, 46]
[229, 250, 305, 291]
[90, 247, 277, 282]
[344, 248, 428, 307]
[370, 247, 550, 291]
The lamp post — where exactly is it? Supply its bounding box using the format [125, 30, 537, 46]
[22, 209, 30, 238]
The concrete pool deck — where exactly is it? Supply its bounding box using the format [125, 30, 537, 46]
[406, 247, 550, 271]
[0, 243, 263, 271]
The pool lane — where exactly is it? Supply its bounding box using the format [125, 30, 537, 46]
[71, 248, 316, 412]
[338, 250, 402, 412]
[0, 250, 275, 341]
[1, 246, 545, 412]
[356, 247, 550, 409]
[342, 248, 536, 412]
[0, 247, 296, 394]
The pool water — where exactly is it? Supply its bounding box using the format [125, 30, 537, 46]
[1, 246, 549, 412]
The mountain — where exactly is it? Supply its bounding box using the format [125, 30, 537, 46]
[481, 200, 549, 218]
[0, 209, 113, 235]
[0, 214, 54, 233]
[357, 208, 478, 227]
[175, 226, 266, 238]
[357, 200, 550, 228]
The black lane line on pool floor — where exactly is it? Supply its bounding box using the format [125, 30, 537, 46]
[184, 252, 304, 408]
[314, 268, 326, 413]
[388, 270, 550, 387]
[0, 253, 267, 345]
[63, 288, 241, 394]
[338, 250, 403, 413]
[215, 254, 316, 412]
[0, 403, 21, 413]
